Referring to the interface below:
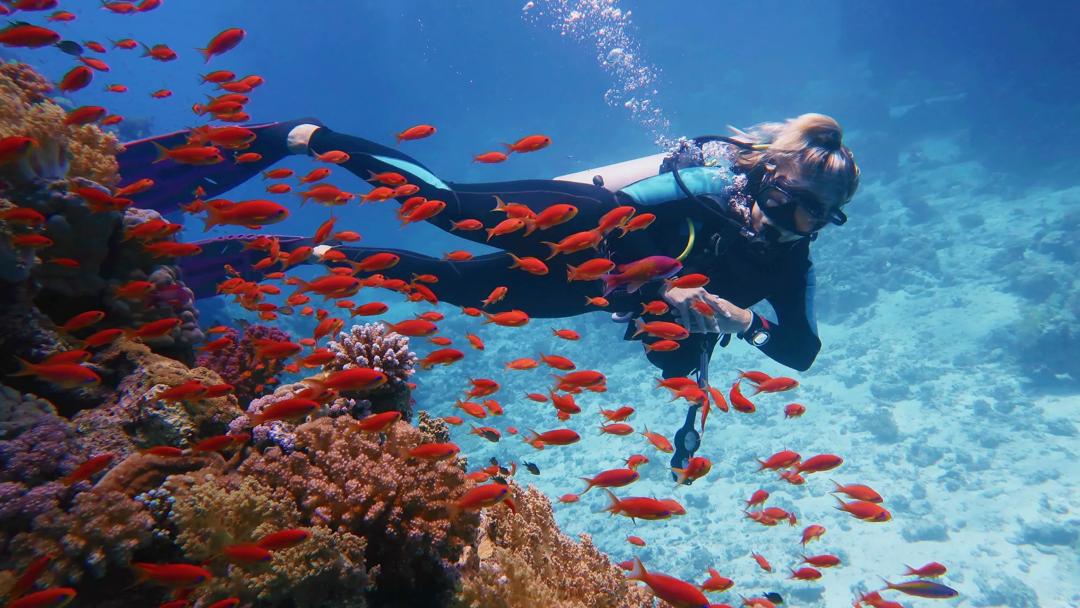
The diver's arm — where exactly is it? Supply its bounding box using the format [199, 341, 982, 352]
[740, 264, 822, 372]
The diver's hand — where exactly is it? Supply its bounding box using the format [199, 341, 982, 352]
[663, 286, 753, 334]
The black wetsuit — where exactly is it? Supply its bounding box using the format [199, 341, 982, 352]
[121, 121, 821, 377]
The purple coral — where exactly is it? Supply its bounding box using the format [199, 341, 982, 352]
[326, 323, 416, 386]
[195, 323, 291, 408]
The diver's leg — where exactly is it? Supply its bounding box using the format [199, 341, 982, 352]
[307, 127, 625, 257]
[116, 118, 322, 214]
[179, 234, 311, 299]
[344, 247, 596, 318]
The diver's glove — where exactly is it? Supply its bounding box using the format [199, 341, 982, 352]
[659, 138, 705, 174]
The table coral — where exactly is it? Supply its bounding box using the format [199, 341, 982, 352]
[239, 416, 479, 605]
[453, 484, 653, 608]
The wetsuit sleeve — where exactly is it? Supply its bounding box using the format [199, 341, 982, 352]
[619, 166, 733, 208]
[743, 262, 821, 372]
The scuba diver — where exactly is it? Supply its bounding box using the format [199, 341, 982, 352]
[117, 112, 860, 480]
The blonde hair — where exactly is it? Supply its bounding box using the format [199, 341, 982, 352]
[727, 113, 860, 205]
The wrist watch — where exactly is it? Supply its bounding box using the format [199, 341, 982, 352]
[738, 312, 771, 347]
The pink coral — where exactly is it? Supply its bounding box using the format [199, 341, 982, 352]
[239, 416, 478, 602]
[195, 324, 291, 407]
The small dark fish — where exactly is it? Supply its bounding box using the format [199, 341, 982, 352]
[55, 40, 83, 56]
[491, 475, 508, 485]
[763, 592, 784, 604]
[522, 461, 540, 475]
[882, 579, 958, 599]
[489, 456, 499, 466]
[498, 465, 511, 475]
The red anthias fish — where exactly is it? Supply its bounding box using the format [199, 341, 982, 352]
[600, 255, 683, 295]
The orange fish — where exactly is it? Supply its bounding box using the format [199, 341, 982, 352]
[751, 551, 773, 572]
[538, 353, 575, 370]
[506, 357, 539, 370]
[473, 151, 507, 163]
[596, 205, 636, 235]
[524, 428, 579, 449]
[350, 251, 399, 272]
[800, 524, 826, 545]
[802, 554, 841, 568]
[625, 558, 708, 608]
[483, 310, 530, 327]
[553, 328, 580, 341]
[250, 398, 318, 426]
[396, 124, 436, 143]
[408, 442, 460, 461]
[700, 568, 734, 592]
[63, 105, 107, 126]
[0, 206, 44, 225]
[625, 454, 649, 469]
[492, 196, 536, 219]
[600, 406, 634, 422]
[152, 143, 223, 165]
[622, 213, 652, 237]
[903, 561, 947, 578]
[470, 425, 501, 442]
[795, 454, 843, 474]
[221, 543, 270, 564]
[641, 426, 673, 453]
[632, 319, 689, 341]
[199, 27, 245, 62]
[311, 367, 388, 393]
[579, 468, 639, 493]
[131, 563, 212, 588]
[10, 358, 100, 388]
[141, 43, 178, 62]
[58, 66, 93, 93]
[419, 348, 464, 369]
[486, 217, 526, 241]
[443, 250, 474, 261]
[354, 411, 401, 433]
[541, 229, 602, 259]
[833, 496, 891, 522]
[300, 167, 332, 183]
[729, 381, 756, 413]
[60, 310, 106, 333]
[750, 376, 799, 395]
[482, 286, 507, 308]
[784, 403, 806, 418]
[602, 490, 684, 521]
[465, 333, 484, 350]
[5, 588, 76, 608]
[193, 433, 249, 453]
[82, 328, 124, 348]
[584, 296, 609, 307]
[0, 23, 60, 48]
[559, 493, 579, 503]
[257, 529, 311, 551]
[671, 456, 711, 485]
[504, 134, 551, 153]
[315, 150, 350, 164]
[527, 203, 577, 234]
[61, 453, 114, 485]
[566, 258, 616, 281]
[127, 317, 181, 339]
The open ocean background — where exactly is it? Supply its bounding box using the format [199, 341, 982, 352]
[8, 1, 1078, 606]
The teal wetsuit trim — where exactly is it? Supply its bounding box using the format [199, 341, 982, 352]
[371, 154, 450, 191]
[620, 166, 733, 207]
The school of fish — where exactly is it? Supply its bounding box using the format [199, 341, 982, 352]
[0, 2, 961, 607]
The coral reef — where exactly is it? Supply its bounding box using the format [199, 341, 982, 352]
[454, 484, 652, 608]
[239, 416, 479, 606]
[196, 323, 291, 407]
[325, 323, 417, 418]
[165, 473, 372, 607]
[72, 339, 242, 455]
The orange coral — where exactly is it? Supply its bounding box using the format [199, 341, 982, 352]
[239, 416, 479, 603]
[0, 62, 120, 186]
[454, 483, 653, 608]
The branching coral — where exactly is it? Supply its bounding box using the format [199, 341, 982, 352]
[325, 323, 416, 419]
[239, 416, 479, 605]
[453, 484, 653, 608]
[165, 473, 371, 608]
[0, 61, 120, 186]
[196, 324, 292, 408]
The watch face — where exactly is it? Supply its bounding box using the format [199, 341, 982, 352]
[751, 331, 769, 346]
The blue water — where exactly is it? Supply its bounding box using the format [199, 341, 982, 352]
[9, 1, 1079, 606]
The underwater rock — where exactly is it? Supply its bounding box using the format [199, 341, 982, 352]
[72, 339, 242, 455]
[971, 574, 1040, 607]
[1015, 518, 1079, 547]
[454, 483, 653, 608]
[900, 520, 949, 542]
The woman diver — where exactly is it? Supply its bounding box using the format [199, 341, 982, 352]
[116, 112, 860, 478]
